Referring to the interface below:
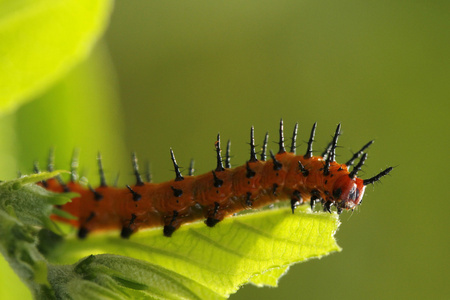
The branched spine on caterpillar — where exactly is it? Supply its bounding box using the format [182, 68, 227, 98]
[39, 121, 393, 238]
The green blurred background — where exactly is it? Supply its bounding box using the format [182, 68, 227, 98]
[1, 0, 449, 299]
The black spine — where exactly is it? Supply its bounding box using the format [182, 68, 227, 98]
[278, 119, 285, 154]
[70, 148, 79, 182]
[290, 123, 298, 154]
[349, 153, 368, 179]
[34, 161, 46, 187]
[170, 148, 184, 181]
[113, 172, 120, 187]
[215, 134, 225, 172]
[33, 161, 40, 174]
[225, 140, 231, 168]
[188, 159, 195, 176]
[324, 124, 341, 176]
[145, 161, 152, 182]
[132, 152, 144, 186]
[321, 141, 332, 159]
[97, 152, 107, 187]
[328, 123, 341, 162]
[47, 147, 55, 172]
[261, 132, 269, 161]
[345, 140, 374, 167]
[363, 167, 393, 185]
[249, 126, 258, 162]
[305, 122, 317, 159]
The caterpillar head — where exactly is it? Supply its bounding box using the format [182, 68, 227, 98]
[333, 165, 393, 210]
[332, 177, 366, 209]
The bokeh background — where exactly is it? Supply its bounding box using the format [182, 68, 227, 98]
[1, 1, 449, 299]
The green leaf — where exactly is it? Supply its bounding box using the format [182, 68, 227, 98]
[0, 0, 114, 114]
[48, 254, 224, 300]
[45, 205, 341, 298]
[0, 175, 73, 298]
[0, 172, 72, 233]
[247, 266, 289, 287]
[12, 170, 68, 187]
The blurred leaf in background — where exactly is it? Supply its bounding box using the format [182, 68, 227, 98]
[0, 0, 121, 299]
[0, 0, 113, 113]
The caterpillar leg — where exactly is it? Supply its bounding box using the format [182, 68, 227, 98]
[290, 190, 303, 214]
[78, 227, 89, 239]
[323, 200, 333, 213]
[120, 214, 137, 239]
[205, 202, 223, 227]
[77, 212, 96, 239]
[163, 210, 180, 237]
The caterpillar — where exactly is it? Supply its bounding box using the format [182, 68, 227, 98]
[39, 121, 392, 238]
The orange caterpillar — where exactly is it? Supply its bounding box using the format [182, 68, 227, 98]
[40, 121, 392, 238]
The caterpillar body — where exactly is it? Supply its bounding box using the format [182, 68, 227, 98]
[40, 121, 392, 238]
